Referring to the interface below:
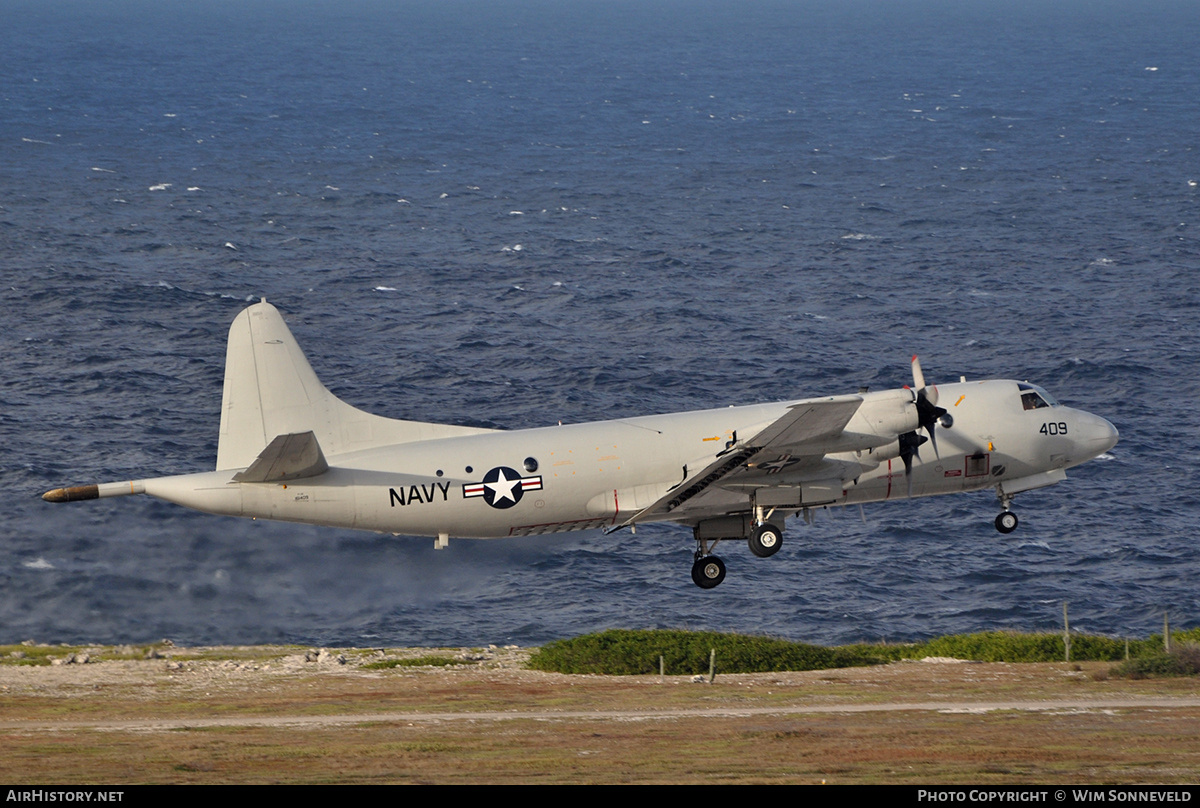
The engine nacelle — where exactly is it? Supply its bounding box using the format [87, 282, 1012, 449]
[846, 388, 921, 439]
[862, 437, 904, 464]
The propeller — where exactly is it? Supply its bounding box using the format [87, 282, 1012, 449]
[897, 356, 948, 496]
[909, 355, 947, 458]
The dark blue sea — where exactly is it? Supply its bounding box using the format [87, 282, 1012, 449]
[3, 0, 1198, 648]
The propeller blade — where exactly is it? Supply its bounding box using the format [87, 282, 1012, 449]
[898, 430, 927, 496]
[910, 355, 946, 458]
[915, 395, 946, 457]
[911, 355, 926, 392]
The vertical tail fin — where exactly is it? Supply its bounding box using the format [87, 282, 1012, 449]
[216, 301, 493, 470]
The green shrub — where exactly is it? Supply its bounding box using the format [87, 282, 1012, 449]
[362, 655, 461, 669]
[528, 629, 886, 675]
[917, 631, 1129, 663]
[1110, 643, 1200, 679]
[527, 628, 1200, 675]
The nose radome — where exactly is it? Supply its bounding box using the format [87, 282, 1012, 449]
[1078, 411, 1119, 456]
[1096, 416, 1118, 453]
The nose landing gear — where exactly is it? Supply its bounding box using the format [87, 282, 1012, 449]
[995, 487, 1019, 534]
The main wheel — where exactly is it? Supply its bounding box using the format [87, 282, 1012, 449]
[691, 555, 727, 589]
[748, 523, 783, 558]
[995, 511, 1019, 534]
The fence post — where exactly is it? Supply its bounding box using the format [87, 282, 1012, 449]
[1063, 601, 1071, 663]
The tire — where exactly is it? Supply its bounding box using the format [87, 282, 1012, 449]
[995, 511, 1019, 534]
[691, 555, 727, 589]
[748, 524, 783, 558]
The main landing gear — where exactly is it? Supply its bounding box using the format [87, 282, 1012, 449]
[995, 487, 1019, 534]
[691, 552, 726, 589]
[691, 518, 785, 589]
[748, 522, 783, 558]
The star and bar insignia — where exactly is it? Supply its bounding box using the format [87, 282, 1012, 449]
[462, 466, 543, 509]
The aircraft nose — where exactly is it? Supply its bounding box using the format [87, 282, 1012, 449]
[1076, 411, 1119, 457]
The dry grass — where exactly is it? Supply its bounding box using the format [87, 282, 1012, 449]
[1, 646, 1198, 784]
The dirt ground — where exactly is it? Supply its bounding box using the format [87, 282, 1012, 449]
[2, 644, 1199, 784]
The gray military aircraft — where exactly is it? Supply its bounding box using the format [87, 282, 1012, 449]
[44, 301, 1119, 588]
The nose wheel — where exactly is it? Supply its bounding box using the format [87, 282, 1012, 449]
[994, 487, 1019, 534]
[995, 511, 1019, 533]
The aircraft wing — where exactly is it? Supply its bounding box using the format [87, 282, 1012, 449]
[614, 395, 865, 528]
[742, 396, 866, 452]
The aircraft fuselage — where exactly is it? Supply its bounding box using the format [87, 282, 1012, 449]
[44, 302, 1118, 588]
[135, 379, 1115, 540]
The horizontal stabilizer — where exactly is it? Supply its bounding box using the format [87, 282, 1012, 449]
[233, 431, 329, 483]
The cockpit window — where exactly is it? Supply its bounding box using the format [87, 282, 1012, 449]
[1018, 382, 1058, 410]
[1021, 392, 1050, 410]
